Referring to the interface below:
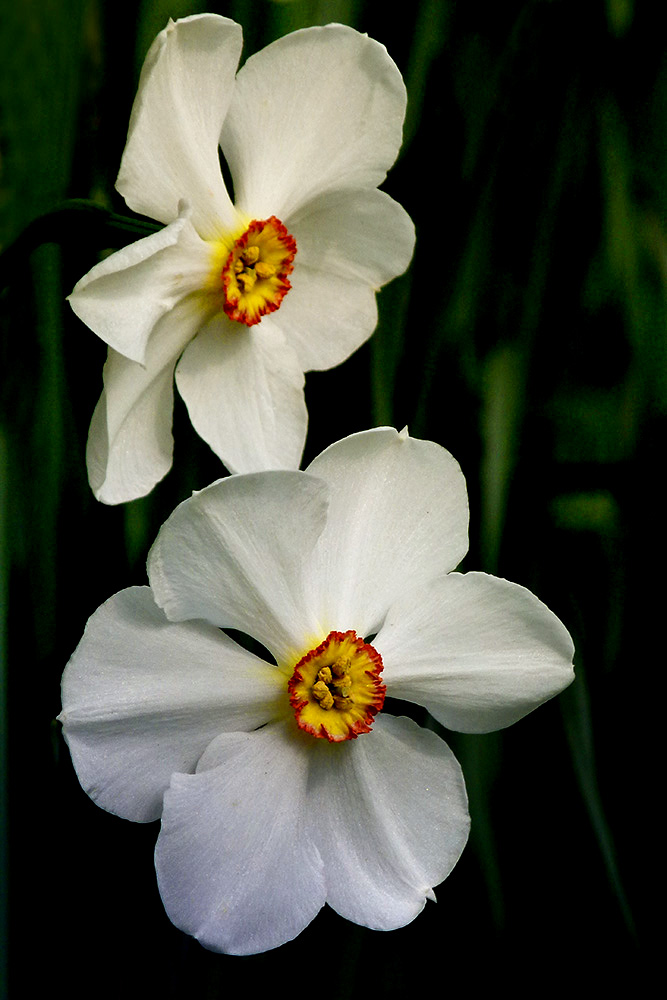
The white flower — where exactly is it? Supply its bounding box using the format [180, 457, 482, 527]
[68, 14, 415, 504]
[59, 428, 575, 955]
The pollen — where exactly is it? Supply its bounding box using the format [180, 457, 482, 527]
[288, 631, 386, 743]
[221, 216, 296, 326]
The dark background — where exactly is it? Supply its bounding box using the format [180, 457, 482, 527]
[1, 1, 659, 995]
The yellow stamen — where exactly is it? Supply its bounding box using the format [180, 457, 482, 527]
[254, 261, 276, 279]
[241, 246, 260, 266]
[312, 680, 334, 710]
[237, 271, 257, 293]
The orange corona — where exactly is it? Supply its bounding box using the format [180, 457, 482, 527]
[288, 630, 386, 743]
[221, 216, 297, 326]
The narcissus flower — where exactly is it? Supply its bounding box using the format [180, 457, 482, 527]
[59, 428, 575, 955]
[68, 14, 414, 503]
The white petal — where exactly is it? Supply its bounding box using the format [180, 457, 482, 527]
[276, 190, 415, 372]
[222, 24, 407, 220]
[86, 296, 204, 504]
[147, 471, 329, 665]
[68, 209, 211, 364]
[291, 188, 415, 287]
[304, 428, 469, 636]
[306, 714, 469, 929]
[116, 14, 242, 237]
[274, 269, 376, 376]
[377, 572, 575, 733]
[155, 723, 325, 955]
[59, 587, 284, 823]
[175, 314, 307, 474]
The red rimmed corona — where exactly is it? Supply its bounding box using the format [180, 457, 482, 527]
[221, 216, 297, 326]
[288, 630, 386, 742]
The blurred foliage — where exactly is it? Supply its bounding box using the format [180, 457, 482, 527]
[1, 0, 661, 995]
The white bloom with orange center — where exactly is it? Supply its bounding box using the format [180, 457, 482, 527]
[59, 428, 575, 954]
[68, 14, 415, 503]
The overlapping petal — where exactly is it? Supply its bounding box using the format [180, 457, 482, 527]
[307, 714, 469, 930]
[68, 208, 211, 364]
[59, 588, 284, 823]
[175, 314, 307, 474]
[222, 23, 407, 221]
[147, 471, 328, 664]
[378, 572, 575, 732]
[156, 723, 325, 955]
[156, 715, 469, 955]
[116, 14, 241, 236]
[305, 428, 469, 636]
[86, 295, 204, 504]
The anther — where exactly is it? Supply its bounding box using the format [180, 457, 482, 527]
[237, 271, 257, 293]
[312, 680, 334, 710]
[241, 246, 260, 266]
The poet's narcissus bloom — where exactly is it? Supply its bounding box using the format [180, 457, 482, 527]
[68, 14, 414, 504]
[59, 428, 575, 954]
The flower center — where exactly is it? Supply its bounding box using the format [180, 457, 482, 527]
[221, 216, 296, 326]
[288, 631, 386, 743]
